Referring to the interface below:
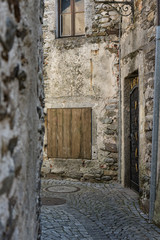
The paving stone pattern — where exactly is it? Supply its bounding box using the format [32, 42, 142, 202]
[41, 179, 160, 240]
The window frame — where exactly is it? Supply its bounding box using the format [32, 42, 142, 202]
[58, 0, 85, 38]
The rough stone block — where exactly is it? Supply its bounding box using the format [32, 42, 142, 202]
[104, 158, 115, 164]
[103, 170, 117, 176]
[101, 176, 112, 181]
[83, 174, 95, 180]
[104, 143, 118, 153]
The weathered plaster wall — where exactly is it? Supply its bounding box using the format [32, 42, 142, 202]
[121, 0, 156, 212]
[42, 0, 119, 182]
[0, 0, 44, 239]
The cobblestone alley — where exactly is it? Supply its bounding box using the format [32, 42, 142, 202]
[41, 179, 160, 240]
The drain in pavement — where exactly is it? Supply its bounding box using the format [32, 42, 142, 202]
[42, 197, 66, 206]
[45, 185, 80, 193]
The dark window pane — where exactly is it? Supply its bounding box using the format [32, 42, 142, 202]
[75, 0, 84, 12]
[61, 0, 71, 13]
[61, 14, 71, 36]
[75, 13, 85, 35]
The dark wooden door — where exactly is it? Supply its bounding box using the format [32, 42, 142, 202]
[130, 80, 139, 192]
[47, 108, 92, 159]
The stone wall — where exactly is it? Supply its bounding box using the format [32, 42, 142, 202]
[42, 0, 119, 182]
[0, 0, 44, 239]
[154, 109, 160, 225]
[120, 0, 156, 212]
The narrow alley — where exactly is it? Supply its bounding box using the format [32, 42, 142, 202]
[41, 179, 160, 240]
[2, 0, 160, 239]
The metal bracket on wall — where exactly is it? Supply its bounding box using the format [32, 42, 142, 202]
[94, 0, 134, 17]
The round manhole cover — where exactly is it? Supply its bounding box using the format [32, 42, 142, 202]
[45, 185, 80, 193]
[42, 197, 66, 206]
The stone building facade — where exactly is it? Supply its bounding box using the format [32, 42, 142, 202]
[42, 0, 120, 182]
[0, 0, 44, 239]
[120, 0, 156, 213]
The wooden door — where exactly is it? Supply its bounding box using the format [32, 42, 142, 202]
[130, 77, 139, 192]
[47, 108, 92, 159]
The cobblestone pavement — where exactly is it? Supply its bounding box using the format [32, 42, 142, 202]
[41, 179, 160, 240]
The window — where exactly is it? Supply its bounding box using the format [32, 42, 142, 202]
[59, 0, 85, 37]
[47, 108, 92, 159]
